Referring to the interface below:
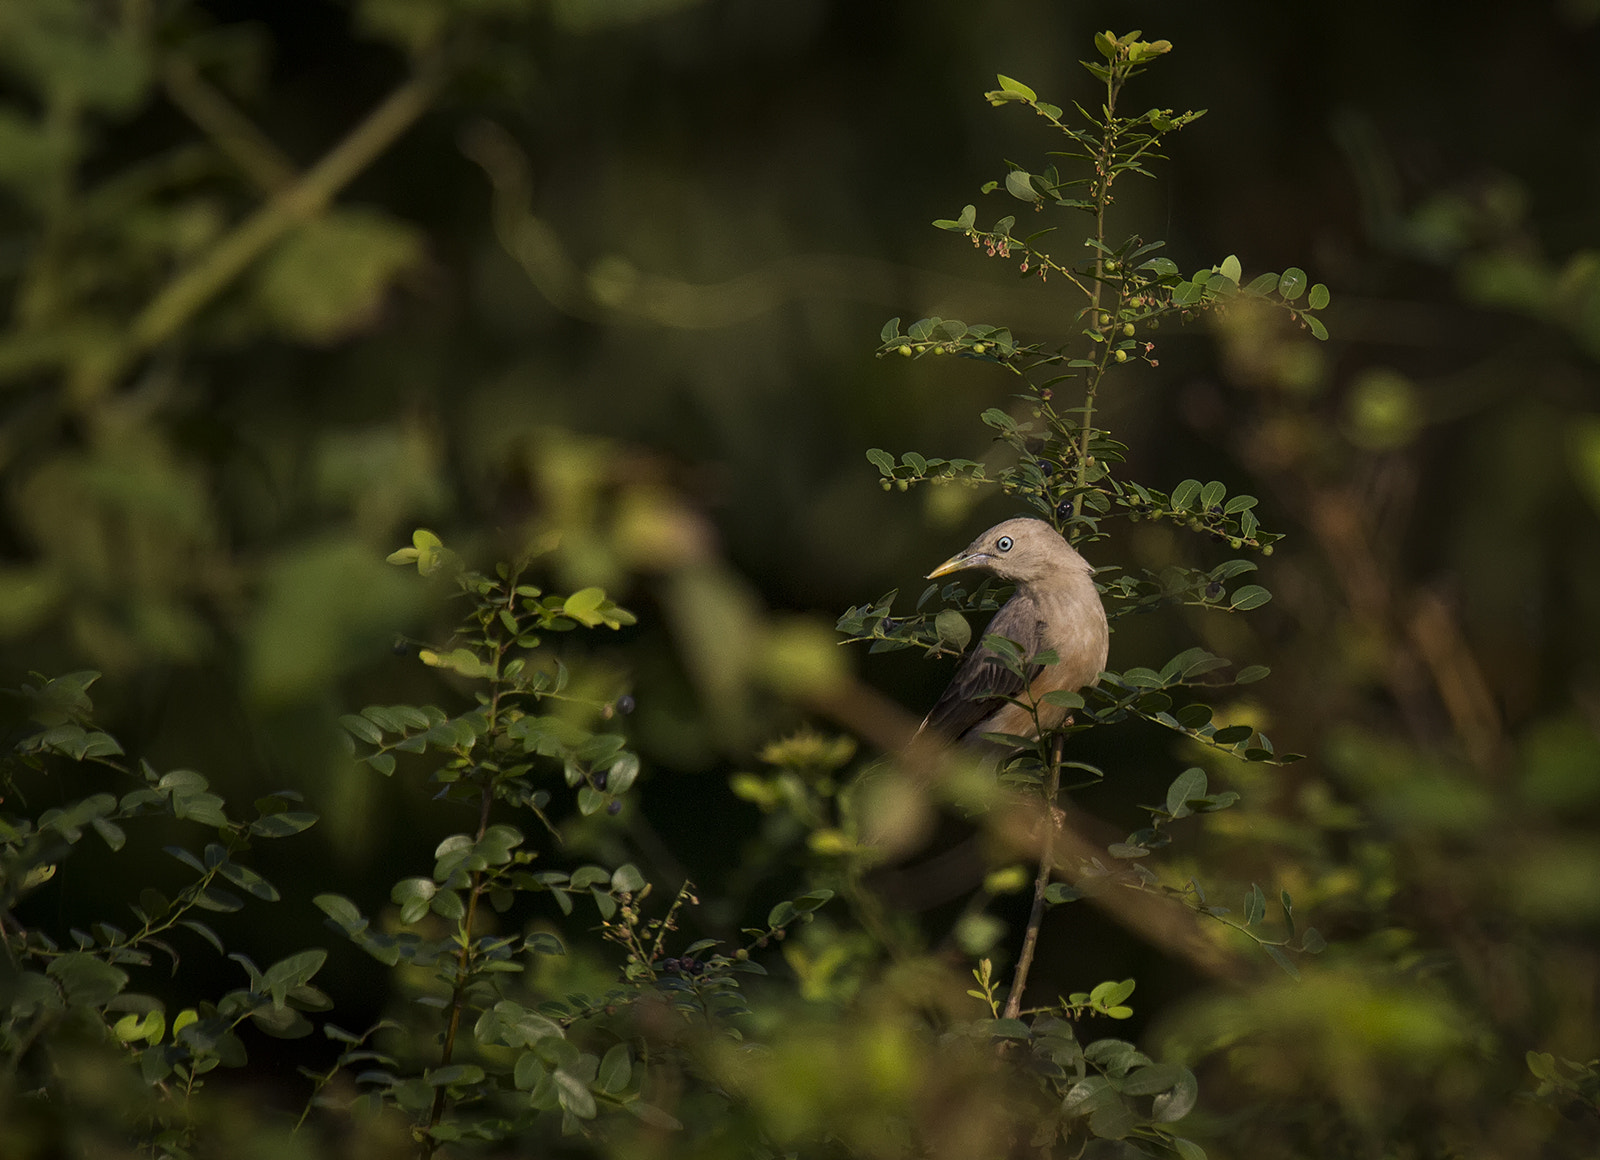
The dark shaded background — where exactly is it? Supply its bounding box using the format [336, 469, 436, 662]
[4, 0, 1600, 1154]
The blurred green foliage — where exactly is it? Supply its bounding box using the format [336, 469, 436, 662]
[1, 0, 1599, 1157]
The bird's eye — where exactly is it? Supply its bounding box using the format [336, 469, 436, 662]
[996, 536, 1013, 552]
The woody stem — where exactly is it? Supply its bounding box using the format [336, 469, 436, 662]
[1003, 734, 1064, 1020]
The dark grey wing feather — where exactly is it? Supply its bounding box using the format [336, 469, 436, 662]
[921, 596, 1044, 741]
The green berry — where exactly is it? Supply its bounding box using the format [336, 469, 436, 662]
[1122, 322, 1135, 336]
[897, 344, 912, 357]
[1114, 349, 1128, 363]
[971, 342, 987, 354]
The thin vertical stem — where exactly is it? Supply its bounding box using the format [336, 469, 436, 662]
[421, 579, 520, 1155]
[1003, 735, 1064, 1020]
[1073, 60, 1124, 525]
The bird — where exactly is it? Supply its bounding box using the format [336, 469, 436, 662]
[917, 517, 1109, 745]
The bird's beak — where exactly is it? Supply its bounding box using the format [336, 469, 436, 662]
[926, 551, 983, 580]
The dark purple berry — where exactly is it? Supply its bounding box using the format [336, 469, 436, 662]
[592, 770, 609, 790]
[1206, 582, 1224, 599]
[606, 799, 623, 816]
[615, 695, 636, 715]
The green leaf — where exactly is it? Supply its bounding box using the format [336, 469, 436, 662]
[164, 845, 206, 873]
[1217, 254, 1242, 285]
[598, 1043, 632, 1094]
[1090, 978, 1136, 1009]
[312, 894, 365, 932]
[1264, 943, 1300, 979]
[340, 713, 383, 745]
[249, 811, 319, 838]
[1118, 667, 1164, 688]
[554, 1068, 597, 1119]
[1306, 314, 1329, 341]
[1229, 585, 1272, 611]
[218, 861, 280, 902]
[1243, 883, 1266, 926]
[626, 1102, 683, 1130]
[181, 920, 225, 955]
[879, 318, 900, 344]
[47, 953, 129, 1006]
[1278, 266, 1307, 300]
[985, 1018, 1031, 1039]
[605, 751, 640, 794]
[1088, 1100, 1138, 1140]
[1039, 689, 1084, 709]
[91, 816, 126, 852]
[526, 931, 565, 956]
[515, 1053, 547, 1090]
[1154, 1068, 1201, 1122]
[866, 448, 895, 476]
[480, 999, 564, 1048]
[577, 785, 605, 815]
[261, 949, 327, 1007]
[980, 407, 1016, 432]
[934, 609, 971, 651]
[1170, 479, 1201, 510]
[611, 863, 646, 893]
[418, 647, 491, 679]
[995, 74, 1038, 101]
[1120, 1061, 1187, 1096]
[1307, 282, 1331, 310]
[1165, 768, 1207, 818]
[563, 587, 609, 627]
[1005, 169, 1040, 202]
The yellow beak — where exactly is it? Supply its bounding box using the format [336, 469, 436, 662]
[926, 551, 983, 580]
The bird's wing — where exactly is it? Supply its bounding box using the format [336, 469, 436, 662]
[920, 596, 1044, 741]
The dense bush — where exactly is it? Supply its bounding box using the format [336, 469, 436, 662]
[3, 3, 1600, 1158]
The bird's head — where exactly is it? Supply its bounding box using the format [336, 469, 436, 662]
[925, 517, 1089, 586]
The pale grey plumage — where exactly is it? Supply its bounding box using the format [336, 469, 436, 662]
[918, 518, 1109, 744]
